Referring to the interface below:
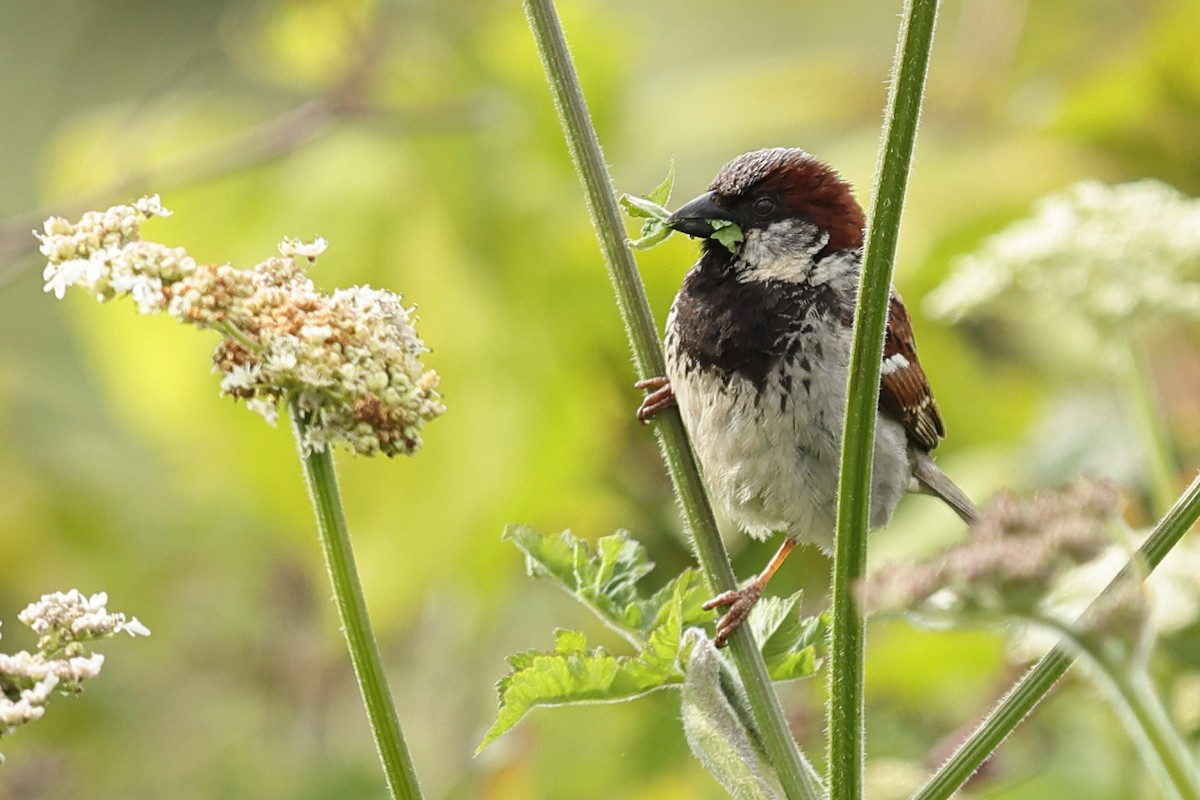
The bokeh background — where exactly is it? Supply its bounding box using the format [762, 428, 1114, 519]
[3, 0, 1200, 797]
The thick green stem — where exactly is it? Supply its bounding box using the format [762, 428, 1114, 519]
[911, 472, 1200, 800]
[522, 1, 823, 797]
[828, 2, 940, 798]
[292, 404, 424, 800]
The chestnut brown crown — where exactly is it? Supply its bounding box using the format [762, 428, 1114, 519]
[710, 147, 866, 254]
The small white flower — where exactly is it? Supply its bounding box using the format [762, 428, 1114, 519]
[118, 617, 151, 638]
[246, 397, 280, 426]
[134, 194, 172, 218]
[278, 236, 328, 260]
[42, 258, 94, 299]
[300, 323, 333, 342]
[220, 363, 261, 393]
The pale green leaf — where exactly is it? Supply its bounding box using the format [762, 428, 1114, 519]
[620, 161, 677, 250]
[619, 192, 671, 221]
[646, 158, 675, 207]
[503, 525, 711, 638]
[747, 593, 827, 682]
[710, 219, 744, 253]
[477, 582, 689, 751]
[628, 219, 673, 250]
[681, 629, 784, 799]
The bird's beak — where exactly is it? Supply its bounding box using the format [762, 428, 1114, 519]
[666, 191, 732, 239]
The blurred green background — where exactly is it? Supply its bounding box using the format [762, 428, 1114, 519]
[2, 0, 1199, 797]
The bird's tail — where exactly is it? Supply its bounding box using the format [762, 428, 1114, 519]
[910, 448, 981, 526]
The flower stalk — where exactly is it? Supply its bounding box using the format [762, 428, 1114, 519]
[522, 1, 823, 797]
[829, 1, 940, 798]
[294, 404, 424, 800]
[911, 471, 1200, 800]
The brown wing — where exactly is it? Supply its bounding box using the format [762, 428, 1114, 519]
[878, 293, 945, 452]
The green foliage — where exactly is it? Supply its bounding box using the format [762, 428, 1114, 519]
[681, 630, 787, 800]
[620, 161, 677, 250]
[477, 585, 689, 751]
[483, 527, 826, 752]
[748, 595, 828, 682]
[709, 218, 744, 253]
[619, 164, 745, 254]
[502, 524, 711, 638]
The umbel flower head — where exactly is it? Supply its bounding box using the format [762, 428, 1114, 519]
[859, 480, 1135, 629]
[38, 197, 445, 457]
[928, 180, 1200, 331]
[1, 590, 148, 755]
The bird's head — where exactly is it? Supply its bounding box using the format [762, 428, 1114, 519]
[667, 147, 865, 283]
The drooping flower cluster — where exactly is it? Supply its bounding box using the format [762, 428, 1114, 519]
[38, 197, 444, 456]
[1, 591, 149, 756]
[859, 480, 1133, 629]
[927, 180, 1200, 331]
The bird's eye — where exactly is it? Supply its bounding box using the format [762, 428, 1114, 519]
[752, 196, 776, 217]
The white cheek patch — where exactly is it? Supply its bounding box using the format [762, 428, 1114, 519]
[880, 352, 910, 376]
[736, 220, 826, 284]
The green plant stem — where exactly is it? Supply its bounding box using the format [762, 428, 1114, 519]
[911, 472, 1200, 800]
[1032, 616, 1200, 800]
[1125, 335, 1179, 515]
[292, 403, 424, 800]
[522, 2, 823, 798]
[1105, 663, 1200, 800]
[828, 2, 939, 798]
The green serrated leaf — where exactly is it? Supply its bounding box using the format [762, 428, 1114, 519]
[619, 193, 671, 220]
[478, 587, 688, 752]
[644, 567, 713, 630]
[620, 161, 678, 250]
[747, 594, 827, 681]
[646, 159, 675, 207]
[628, 219, 673, 250]
[554, 628, 589, 654]
[710, 219, 744, 253]
[504, 525, 694, 640]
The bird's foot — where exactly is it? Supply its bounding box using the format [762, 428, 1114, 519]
[635, 376, 676, 423]
[702, 582, 764, 648]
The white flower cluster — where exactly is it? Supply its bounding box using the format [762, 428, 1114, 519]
[18, 589, 150, 655]
[38, 197, 445, 457]
[928, 180, 1200, 329]
[1, 591, 148, 750]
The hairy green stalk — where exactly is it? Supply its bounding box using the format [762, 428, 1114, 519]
[828, 2, 940, 798]
[522, 1, 823, 797]
[1031, 615, 1200, 800]
[911, 472, 1200, 800]
[1102, 662, 1200, 800]
[293, 403, 424, 800]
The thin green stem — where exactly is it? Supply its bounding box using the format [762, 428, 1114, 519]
[522, 1, 822, 797]
[1030, 612, 1198, 800]
[1105, 665, 1200, 800]
[292, 402, 423, 800]
[219, 321, 261, 353]
[911, 472, 1200, 800]
[1125, 335, 1179, 515]
[828, 2, 940, 798]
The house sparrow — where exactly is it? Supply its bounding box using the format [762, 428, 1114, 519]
[636, 147, 978, 647]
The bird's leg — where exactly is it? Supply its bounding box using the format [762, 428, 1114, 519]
[703, 538, 797, 648]
[635, 376, 676, 422]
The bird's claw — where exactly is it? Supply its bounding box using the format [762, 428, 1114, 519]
[702, 583, 764, 648]
[635, 376, 676, 423]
